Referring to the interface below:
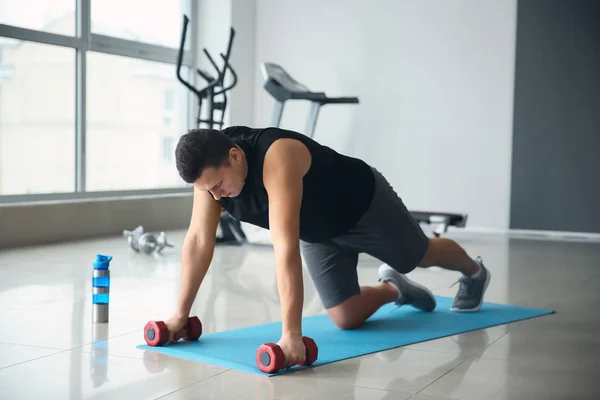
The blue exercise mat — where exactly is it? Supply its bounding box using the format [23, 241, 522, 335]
[137, 296, 553, 376]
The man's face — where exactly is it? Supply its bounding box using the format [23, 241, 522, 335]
[193, 148, 246, 200]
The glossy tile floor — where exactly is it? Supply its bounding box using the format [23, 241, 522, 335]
[1, 227, 599, 399]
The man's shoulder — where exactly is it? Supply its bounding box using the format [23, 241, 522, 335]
[263, 138, 312, 179]
[220, 125, 258, 139]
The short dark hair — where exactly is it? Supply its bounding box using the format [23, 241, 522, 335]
[175, 128, 236, 183]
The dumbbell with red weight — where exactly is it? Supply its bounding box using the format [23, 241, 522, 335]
[255, 336, 318, 373]
[143, 316, 202, 346]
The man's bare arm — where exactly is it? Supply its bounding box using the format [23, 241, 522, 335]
[175, 187, 222, 318]
[263, 139, 311, 338]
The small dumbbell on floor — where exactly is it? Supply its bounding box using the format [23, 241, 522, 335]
[138, 232, 174, 254]
[123, 227, 174, 254]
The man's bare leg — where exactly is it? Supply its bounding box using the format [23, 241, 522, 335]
[417, 238, 480, 275]
[325, 238, 490, 329]
[326, 284, 398, 330]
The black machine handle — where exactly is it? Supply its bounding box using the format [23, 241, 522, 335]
[176, 16, 200, 96]
[210, 52, 239, 117]
[322, 96, 360, 104]
[215, 51, 238, 95]
[208, 27, 236, 95]
[177, 15, 221, 98]
[289, 91, 327, 101]
[203, 48, 220, 78]
[196, 67, 215, 83]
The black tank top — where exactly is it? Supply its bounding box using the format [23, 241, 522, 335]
[217, 126, 375, 243]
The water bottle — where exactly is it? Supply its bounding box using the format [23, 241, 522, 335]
[92, 254, 112, 323]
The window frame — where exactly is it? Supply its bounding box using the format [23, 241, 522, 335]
[0, 0, 196, 204]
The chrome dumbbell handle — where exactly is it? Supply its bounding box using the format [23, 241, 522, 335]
[138, 232, 158, 254]
[123, 227, 173, 254]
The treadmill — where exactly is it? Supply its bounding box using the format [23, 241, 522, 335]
[260, 62, 468, 237]
[261, 62, 360, 138]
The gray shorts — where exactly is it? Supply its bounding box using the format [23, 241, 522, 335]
[300, 167, 430, 309]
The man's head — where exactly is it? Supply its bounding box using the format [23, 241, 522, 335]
[175, 129, 247, 199]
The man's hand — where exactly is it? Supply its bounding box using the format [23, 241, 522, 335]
[164, 313, 189, 343]
[277, 333, 307, 368]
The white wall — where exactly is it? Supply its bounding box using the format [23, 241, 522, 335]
[252, 0, 517, 230]
[229, 0, 257, 127]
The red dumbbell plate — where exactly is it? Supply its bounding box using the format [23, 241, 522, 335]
[256, 342, 285, 373]
[183, 316, 202, 341]
[144, 321, 169, 346]
[299, 336, 318, 366]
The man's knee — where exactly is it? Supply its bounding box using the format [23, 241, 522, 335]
[326, 301, 364, 330]
[329, 312, 363, 330]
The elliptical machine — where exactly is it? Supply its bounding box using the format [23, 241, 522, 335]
[259, 62, 468, 237]
[176, 14, 237, 130]
[176, 15, 247, 245]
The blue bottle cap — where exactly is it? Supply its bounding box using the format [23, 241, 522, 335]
[93, 254, 113, 270]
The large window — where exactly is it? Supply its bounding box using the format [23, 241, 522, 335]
[0, 39, 76, 195]
[0, 0, 195, 201]
[91, 0, 188, 49]
[0, 0, 76, 36]
[86, 53, 189, 191]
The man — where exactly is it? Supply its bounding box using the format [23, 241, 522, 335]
[164, 126, 491, 368]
